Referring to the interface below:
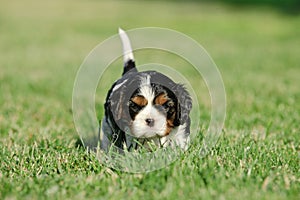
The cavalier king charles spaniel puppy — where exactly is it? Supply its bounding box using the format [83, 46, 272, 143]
[100, 28, 192, 152]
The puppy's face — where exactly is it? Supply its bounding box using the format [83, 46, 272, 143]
[128, 76, 179, 138]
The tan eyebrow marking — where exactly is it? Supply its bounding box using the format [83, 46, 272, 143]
[131, 96, 148, 106]
[154, 93, 169, 105]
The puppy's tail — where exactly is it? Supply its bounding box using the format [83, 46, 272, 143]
[119, 28, 136, 75]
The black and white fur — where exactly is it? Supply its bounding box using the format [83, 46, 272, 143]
[100, 28, 192, 152]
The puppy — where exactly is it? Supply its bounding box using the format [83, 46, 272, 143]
[100, 28, 192, 152]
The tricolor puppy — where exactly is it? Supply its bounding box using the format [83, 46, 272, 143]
[100, 28, 192, 152]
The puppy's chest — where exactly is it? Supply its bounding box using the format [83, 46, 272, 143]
[125, 126, 183, 151]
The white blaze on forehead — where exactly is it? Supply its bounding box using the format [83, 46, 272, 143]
[140, 74, 151, 86]
[138, 75, 154, 102]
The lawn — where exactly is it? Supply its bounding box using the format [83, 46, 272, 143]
[0, 0, 299, 199]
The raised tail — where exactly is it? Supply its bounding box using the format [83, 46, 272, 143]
[118, 28, 136, 75]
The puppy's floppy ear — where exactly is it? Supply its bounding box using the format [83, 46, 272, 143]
[107, 73, 144, 129]
[173, 84, 192, 126]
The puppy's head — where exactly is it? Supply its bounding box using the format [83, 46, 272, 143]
[128, 74, 187, 138]
[107, 71, 191, 139]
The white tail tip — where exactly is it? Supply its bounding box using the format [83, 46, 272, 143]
[118, 28, 134, 63]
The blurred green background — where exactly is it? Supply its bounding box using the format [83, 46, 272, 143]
[0, 0, 299, 199]
[167, 0, 300, 13]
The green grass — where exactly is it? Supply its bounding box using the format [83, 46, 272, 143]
[0, 0, 299, 199]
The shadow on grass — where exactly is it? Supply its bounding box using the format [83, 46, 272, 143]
[75, 137, 85, 149]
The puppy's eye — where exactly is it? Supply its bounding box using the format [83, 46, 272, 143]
[129, 100, 145, 119]
[129, 101, 144, 111]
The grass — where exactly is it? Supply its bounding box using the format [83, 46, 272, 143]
[0, 0, 299, 199]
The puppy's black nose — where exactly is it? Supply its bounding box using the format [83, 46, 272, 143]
[145, 118, 154, 127]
